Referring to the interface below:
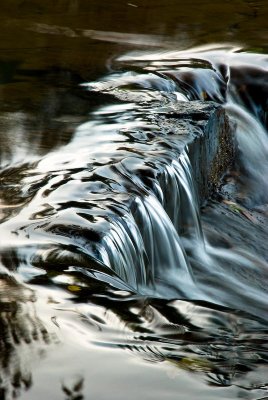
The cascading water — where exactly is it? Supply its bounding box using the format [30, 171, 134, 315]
[70, 47, 268, 318]
[1, 45, 268, 399]
[225, 103, 268, 205]
[99, 150, 203, 297]
[1, 48, 268, 306]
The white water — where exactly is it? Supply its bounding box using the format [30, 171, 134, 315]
[100, 154, 200, 297]
[86, 51, 268, 320]
[225, 102, 268, 205]
[1, 48, 268, 321]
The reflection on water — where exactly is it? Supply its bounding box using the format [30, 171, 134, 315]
[1, 245, 268, 399]
[0, 256, 56, 399]
[1, 1, 268, 399]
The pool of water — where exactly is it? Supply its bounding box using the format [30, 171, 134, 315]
[0, 2, 268, 400]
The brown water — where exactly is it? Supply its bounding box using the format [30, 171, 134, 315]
[1, 2, 268, 400]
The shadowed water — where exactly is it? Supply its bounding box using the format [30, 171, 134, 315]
[1, 2, 268, 399]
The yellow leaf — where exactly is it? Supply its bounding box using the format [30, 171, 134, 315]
[67, 285, 81, 292]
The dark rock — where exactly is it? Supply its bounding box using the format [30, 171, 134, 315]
[148, 100, 235, 203]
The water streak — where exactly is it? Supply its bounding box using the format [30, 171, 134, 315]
[225, 102, 268, 205]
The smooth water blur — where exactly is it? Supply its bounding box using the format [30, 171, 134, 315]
[1, 1, 268, 400]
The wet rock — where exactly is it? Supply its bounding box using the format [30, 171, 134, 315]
[148, 100, 235, 203]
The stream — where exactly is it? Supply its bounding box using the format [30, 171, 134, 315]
[0, 2, 268, 400]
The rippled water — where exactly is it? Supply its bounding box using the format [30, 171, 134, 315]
[1, 2, 268, 399]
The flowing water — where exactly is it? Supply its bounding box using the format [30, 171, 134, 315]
[1, 2, 268, 399]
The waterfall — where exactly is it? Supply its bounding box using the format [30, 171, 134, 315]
[225, 102, 268, 205]
[1, 48, 268, 320]
[90, 49, 268, 320]
[99, 152, 202, 298]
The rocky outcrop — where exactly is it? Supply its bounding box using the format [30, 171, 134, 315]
[148, 100, 235, 203]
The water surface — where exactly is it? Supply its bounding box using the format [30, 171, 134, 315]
[0, 2, 268, 399]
